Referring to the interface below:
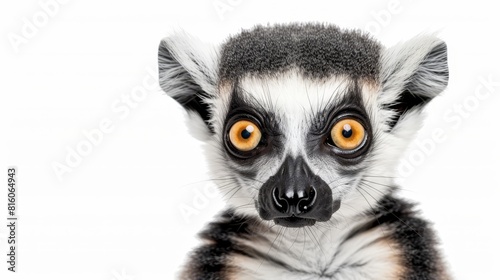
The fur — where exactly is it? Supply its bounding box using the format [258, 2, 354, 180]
[158, 23, 450, 279]
[219, 23, 381, 82]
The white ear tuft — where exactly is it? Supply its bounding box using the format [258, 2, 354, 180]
[379, 35, 449, 129]
[158, 31, 220, 134]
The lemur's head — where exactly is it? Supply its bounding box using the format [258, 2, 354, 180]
[159, 24, 448, 228]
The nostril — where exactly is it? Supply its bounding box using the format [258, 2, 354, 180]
[297, 186, 317, 213]
[272, 187, 288, 213]
[272, 186, 318, 215]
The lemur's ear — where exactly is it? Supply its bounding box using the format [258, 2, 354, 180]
[158, 33, 219, 134]
[379, 35, 449, 129]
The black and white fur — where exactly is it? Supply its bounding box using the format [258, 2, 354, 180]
[159, 23, 450, 279]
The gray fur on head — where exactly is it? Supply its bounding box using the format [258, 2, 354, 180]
[219, 23, 382, 82]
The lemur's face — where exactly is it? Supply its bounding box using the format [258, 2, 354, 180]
[217, 76, 377, 227]
[159, 24, 448, 228]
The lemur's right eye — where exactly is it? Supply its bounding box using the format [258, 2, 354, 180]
[228, 120, 262, 152]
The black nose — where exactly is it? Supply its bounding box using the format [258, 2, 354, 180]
[272, 185, 317, 215]
[258, 156, 339, 227]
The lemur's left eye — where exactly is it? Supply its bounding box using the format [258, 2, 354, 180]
[229, 120, 262, 152]
[330, 119, 365, 150]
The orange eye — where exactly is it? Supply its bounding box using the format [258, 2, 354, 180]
[229, 120, 262, 152]
[331, 119, 365, 150]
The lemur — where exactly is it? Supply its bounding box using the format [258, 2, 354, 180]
[158, 23, 450, 280]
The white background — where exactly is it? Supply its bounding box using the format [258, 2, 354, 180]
[1, 0, 499, 279]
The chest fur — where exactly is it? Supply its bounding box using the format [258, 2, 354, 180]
[227, 223, 405, 280]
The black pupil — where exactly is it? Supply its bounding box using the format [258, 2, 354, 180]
[342, 128, 353, 138]
[241, 129, 251, 139]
